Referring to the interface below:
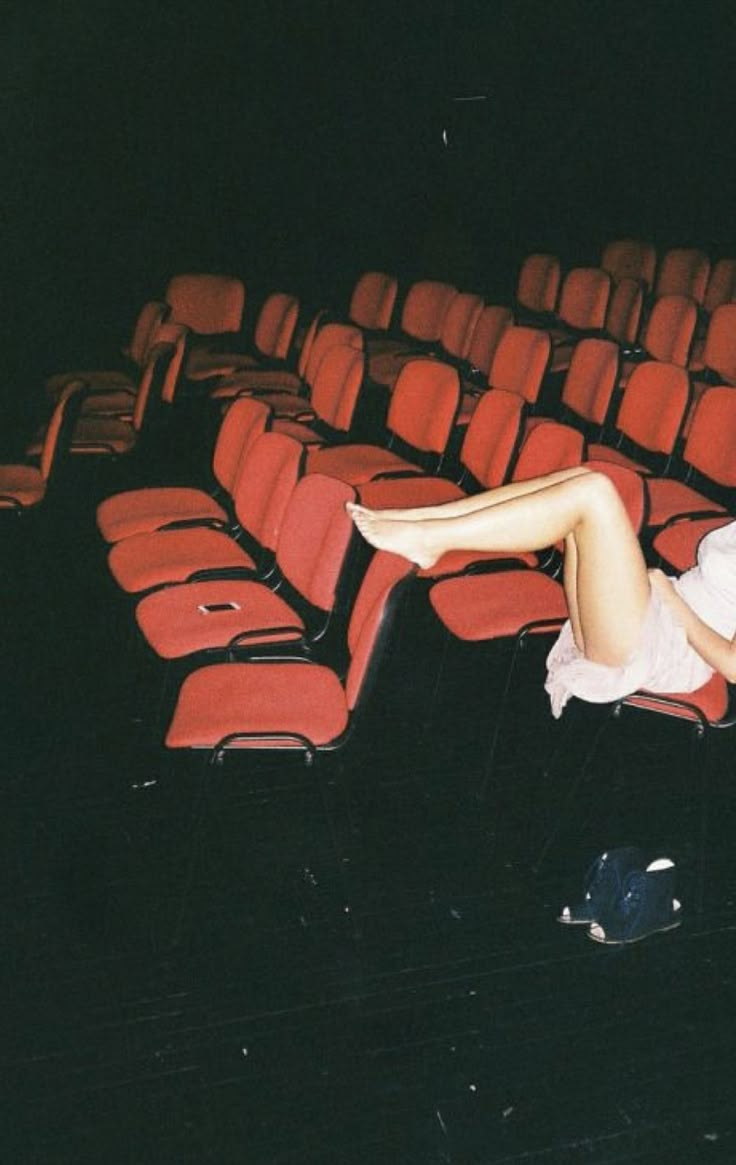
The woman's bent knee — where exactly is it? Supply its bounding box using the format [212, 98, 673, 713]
[580, 470, 623, 516]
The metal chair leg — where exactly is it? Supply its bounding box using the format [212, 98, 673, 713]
[533, 702, 614, 873]
[474, 636, 524, 803]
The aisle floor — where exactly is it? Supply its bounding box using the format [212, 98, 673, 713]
[2, 461, 735, 1164]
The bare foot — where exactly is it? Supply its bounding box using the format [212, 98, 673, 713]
[346, 503, 439, 568]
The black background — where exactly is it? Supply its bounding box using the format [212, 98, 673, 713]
[4, 1, 736, 411]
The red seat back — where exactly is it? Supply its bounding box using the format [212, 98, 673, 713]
[516, 253, 560, 315]
[489, 326, 550, 403]
[345, 552, 415, 710]
[308, 345, 365, 433]
[600, 238, 656, 289]
[127, 324, 187, 432]
[40, 380, 86, 483]
[399, 280, 458, 342]
[704, 258, 736, 315]
[700, 303, 736, 385]
[655, 248, 710, 304]
[604, 278, 643, 346]
[213, 397, 271, 495]
[303, 322, 363, 388]
[561, 338, 620, 426]
[465, 304, 513, 375]
[438, 292, 484, 359]
[349, 271, 398, 331]
[275, 474, 356, 611]
[556, 267, 611, 331]
[231, 432, 304, 552]
[642, 294, 697, 366]
[253, 293, 300, 361]
[512, 421, 585, 480]
[165, 273, 245, 334]
[387, 360, 460, 454]
[127, 301, 169, 367]
[682, 386, 736, 487]
[460, 389, 525, 488]
[615, 362, 690, 455]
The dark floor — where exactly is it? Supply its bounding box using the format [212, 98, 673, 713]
[2, 450, 736, 1164]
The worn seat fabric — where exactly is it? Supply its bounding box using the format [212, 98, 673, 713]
[95, 397, 270, 543]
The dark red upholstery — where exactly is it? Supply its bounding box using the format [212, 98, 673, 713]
[107, 432, 303, 593]
[210, 310, 327, 398]
[604, 278, 644, 346]
[653, 516, 734, 573]
[348, 271, 398, 331]
[588, 361, 691, 474]
[358, 388, 524, 516]
[165, 273, 245, 334]
[515, 253, 560, 316]
[600, 238, 656, 289]
[459, 325, 550, 424]
[134, 473, 356, 658]
[690, 303, 736, 386]
[703, 258, 736, 316]
[528, 338, 619, 436]
[366, 279, 457, 368]
[623, 673, 730, 724]
[550, 267, 611, 339]
[45, 300, 169, 402]
[271, 344, 365, 443]
[28, 324, 188, 459]
[655, 248, 710, 304]
[430, 569, 568, 641]
[164, 550, 415, 752]
[166, 660, 350, 749]
[218, 322, 363, 417]
[646, 386, 736, 529]
[186, 292, 299, 380]
[369, 292, 483, 389]
[0, 381, 85, 512]
[462, 305, 513, 379]
[96, 397, 271, 543]
[307, 359, 460, 484]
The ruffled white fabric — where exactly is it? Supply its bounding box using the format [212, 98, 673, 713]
[545, 520, 736, 719]
[545, 591, 714, 720]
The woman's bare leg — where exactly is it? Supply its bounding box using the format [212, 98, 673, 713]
[351, 465, 592, 523]
[349, 471, 650, 666]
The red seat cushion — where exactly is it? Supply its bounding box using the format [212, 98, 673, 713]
[418, 548, 539, 580]
[646, 478, 726, 529]
[108, 527, 257, 594]
[0, 465, 45, 509]
[271, 419, 322, 444]
[80, 389, 136, 416]
[211, 369, 302, 398]
[652, 516, 733, 572]
[136, 579, 305, 659]
[586, 443, 652, 475]
[358, 477, 465, 509]
[624, 673, 729, 723]
[97, 487, 229, 543]
[69, 416, 138, 455]
[430, 570, 567, 640]
[457, 391, 482, 426]
[166, 661, 349, 749]
[46, 369, 134, 398]
[307, 444, 422, 485]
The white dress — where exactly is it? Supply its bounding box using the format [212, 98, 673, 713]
[545, 520, 736, 719]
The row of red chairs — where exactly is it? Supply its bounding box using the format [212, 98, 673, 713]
[8, 266, 733, 901]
